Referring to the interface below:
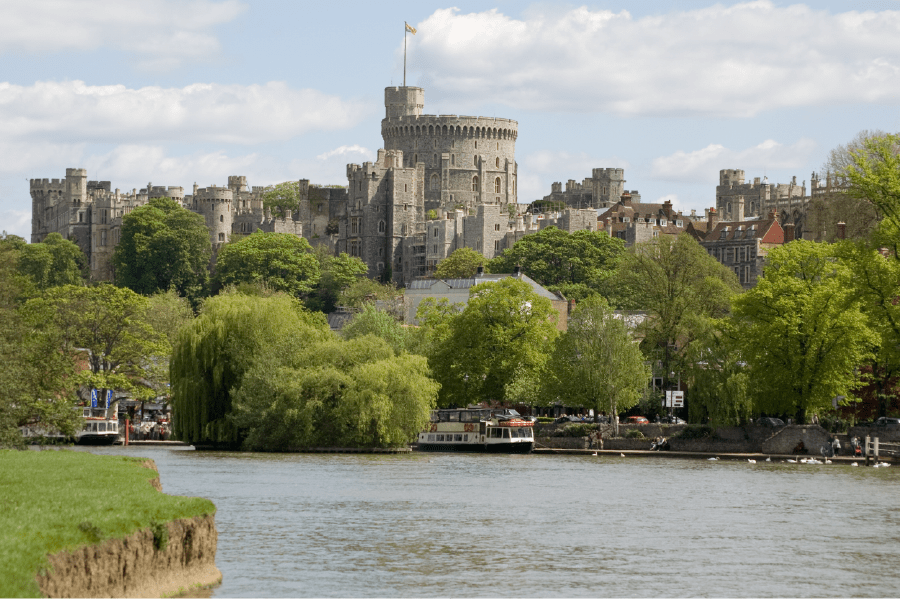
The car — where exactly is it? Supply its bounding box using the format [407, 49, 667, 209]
[874, 417, 900, 428]
[663, 415, 686, 424]
[625, 416, 649, 425]
[758, 417, 785, 427]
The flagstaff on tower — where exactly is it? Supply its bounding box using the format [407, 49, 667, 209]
[404, 21, 416, 87]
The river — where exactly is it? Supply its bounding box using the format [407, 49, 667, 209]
[78, 446, 900, 597]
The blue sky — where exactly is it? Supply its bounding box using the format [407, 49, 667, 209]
[2, 0, 899, 239]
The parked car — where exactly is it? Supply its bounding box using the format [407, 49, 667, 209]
[758, 417, 785, 427]
[663, 415, 686, 424]
[874, 417, 900, 428]
[625, 416, 649, 425]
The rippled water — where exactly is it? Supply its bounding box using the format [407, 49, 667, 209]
[80, 446, 900, 597]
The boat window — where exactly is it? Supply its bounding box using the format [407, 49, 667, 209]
[504, 429, 511, 438]
[463, 434, 468, 441]
[454, 434, 463, 442]
[427, 434, 434, 442]
[436, 434, 444, 442]
[524, 428, 533, 438]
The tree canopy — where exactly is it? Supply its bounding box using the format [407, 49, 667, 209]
[17, 233, 87, 291]
[262, 181, 301, 217]
[305, 248, 368, 312]
[214, 232, 320, 297]
[434, 247, 485, 279]
[544, 296, 649, 433]
[425, 277, 559, 406]
[113, 197, 211, 303]
[486, 227, 624, 301]
[732, 241, 876, 422]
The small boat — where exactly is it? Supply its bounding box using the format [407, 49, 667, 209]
[417, 408, 535, 453]
[76, 407, 121, 445]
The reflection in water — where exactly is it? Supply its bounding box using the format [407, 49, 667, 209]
[81, 447, 900, 598]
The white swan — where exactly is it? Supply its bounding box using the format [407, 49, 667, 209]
[765, 457, 771, 462]
[620, 453, 625, 457]
[707, 457, 719, 461]
[851, 462, 858, 467]
[825, 459, 832, 464]
[787, 459, 797, 463]
[747, 459, 756, 464]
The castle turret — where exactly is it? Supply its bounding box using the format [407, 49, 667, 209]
[195, 186, 234, 249]
[385, 86, 424, 118]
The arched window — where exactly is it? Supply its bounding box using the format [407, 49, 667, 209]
[472, 176, 479, 192]
[495, 177, 501, 193]
[431, 174, 440, 191]
[378, 220, 386, 233]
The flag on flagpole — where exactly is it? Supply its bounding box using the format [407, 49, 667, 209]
[405, 22, 417, 34]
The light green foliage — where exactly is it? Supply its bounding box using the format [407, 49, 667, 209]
[613, 234, 742, 390]
[544, 296, 649, 432]
[17, 233, 87, 291]
[842, 133, 900, 223]
[170, 292, 329, 445]
[407, 297, 464, 357]
[0, 451, 214, 598]
[427, 277, 558, 406]
[306, 248, 368, 312]
[426, 209, 438, 220]
[22, 284, 167, 402]
[214, 232, 320, 297]
[685, 319, 753, 427]
[486, 226, 624, 301]
[341, 305, 408, 355]
[434, 247, 485, 279]
[732, 241, 876, 422]
[340, 277, 402, 313]
[262, 181, 301, 217]
[113, 197, 211, 304]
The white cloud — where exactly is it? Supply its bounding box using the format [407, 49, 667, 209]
[410, 3, 900, 117]
[521, 150, 627, 175]
[651, 138, 818, 183]
[0, 210, 31, 240]
[316, 145, 372, 161]
[0, 0, 244, 70]
[0, 81, 370, 145]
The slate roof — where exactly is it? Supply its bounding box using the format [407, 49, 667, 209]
[407, 272, 561, 301]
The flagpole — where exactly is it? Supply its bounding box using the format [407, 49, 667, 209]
[403, 22, 407, 87]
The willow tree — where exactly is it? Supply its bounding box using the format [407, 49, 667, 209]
[170, 292, 328, 445]
[545, 296, 649, 434]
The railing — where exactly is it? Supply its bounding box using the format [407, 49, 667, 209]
[864, 436, 900, 465]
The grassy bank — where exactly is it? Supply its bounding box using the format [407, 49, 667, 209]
[0, 450, 215, 598]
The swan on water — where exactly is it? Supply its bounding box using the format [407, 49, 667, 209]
[747, 459, 756, 464]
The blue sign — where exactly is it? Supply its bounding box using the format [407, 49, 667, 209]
[90, 389, 97, 408]
[106, 390, 113, 408]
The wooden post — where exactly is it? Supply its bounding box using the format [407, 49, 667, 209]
[865, 435, 871, 466]
[124, 417, 129, 446]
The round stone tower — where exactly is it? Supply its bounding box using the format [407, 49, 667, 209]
[195, 186, 233, 249]
[381, 86, 518, 211]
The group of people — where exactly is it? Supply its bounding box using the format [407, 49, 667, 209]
[126, 419, 171, 441]
[792, 436, 863, 457]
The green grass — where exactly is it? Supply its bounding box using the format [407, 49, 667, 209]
[0, 450, 216, 598]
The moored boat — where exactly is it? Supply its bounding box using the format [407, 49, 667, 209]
[76, 407, 120, 445]
[417, 408, 535, 453]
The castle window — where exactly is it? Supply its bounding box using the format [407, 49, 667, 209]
[433, 244, 437, 253]
[378, 262, 384, 272]
[494, 224, 500, 231]
[378, 220, 386, 233]
[495, 240, 501, 251]
[475, 141, 478, 149]
[413, 154, 417, 164]
[433, 228, 438, 237]
[433, 140, 437, 148]
[431, 174, 440, 191]
[496, 157, 500, 168]
[220, 215, 224, 222]
[218, 233, 225, 242]
[100, 230, 107, 246]
[317, 204, 322, 213]
[472, 176, 479, 192]
[433, 153, 437, 165]
[494, 177, 501, 193]
[451, 154, 455, 166]
[473, 155, 477, 166]
[451, 140, 455, 148]
[101, 210, 107, 225]
[379, 247, 384, 257]
[496, 142, 499, 150]
[405, 184, 408, 192]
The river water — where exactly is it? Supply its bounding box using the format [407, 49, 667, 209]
[79, 446, 900, 597]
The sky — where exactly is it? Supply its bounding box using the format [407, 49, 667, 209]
[2, 0, 899, 239]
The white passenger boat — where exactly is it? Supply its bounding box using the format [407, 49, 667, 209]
[417, 408, 535, 453]
[76, 407, 120, 445]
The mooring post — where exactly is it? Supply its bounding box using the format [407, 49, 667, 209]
[865, 435, 871, 466]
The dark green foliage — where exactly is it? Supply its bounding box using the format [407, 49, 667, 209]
[150, 520, 168, 551]
[560, 423, 596, 437]
[486, 226, 624, 302]
[77, 521, 103, 543]
[676, 425, 716, 439]
[625, 429, 644, 439]
[306, 249, 368, 312]
[113, 197, 211, 304]
[434, 247, 484, 279]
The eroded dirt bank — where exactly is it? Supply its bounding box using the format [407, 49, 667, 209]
[36, 459, 220, 598]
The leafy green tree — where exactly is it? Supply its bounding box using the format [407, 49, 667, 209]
[340, 304, 408, 355]
[306, 248, 368, 312]
[684, 319, 753, 427]
[170, 292, 329, 445]
[214, 232, 320, 297]
[544, 296, 649, 434]
[262, 181, 301, 217]
[113, 197, 211, 303]
[17, 233, 87, 290]
[22, 284, 168, 401]
[732, 241, 876, 423]
[486, 227, 624, 301]
[613, 234, 742, 391]
[434, 247, 485, 279]
[427, 277, 559, 406]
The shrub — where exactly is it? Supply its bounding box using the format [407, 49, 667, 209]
[150, 520, 169, 551]
[677, 425, 716, 439]
[625, 429, 644, 439]
[536, 417, 556, 423]
[563, 423, 596, 437]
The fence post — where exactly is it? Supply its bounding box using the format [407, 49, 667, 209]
[865, 435, 871, 466]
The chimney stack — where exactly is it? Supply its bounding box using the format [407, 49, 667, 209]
[707, 207, 719, 228]
[784, 222, 795, 243]
[837, 222, 846, 240]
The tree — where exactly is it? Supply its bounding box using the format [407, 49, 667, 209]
[823, 129, 891, 186]
[113, 197, 211, 304]
[545, 296, 650, 434]
[262, 181, 300, 217]
[732, 241, 876, 423]
[612, 234, 742, 392]
[486, 227, 624, 301]
[17, 233, 87, 290]
[170, 292, 329, 445]
[842, 133, 900, 246]
[434, 247, 485, 279]
[306, 248, 368, 312]
[22, 284, 168, 401]
[214, 231, 320, 297]
[340, 304, 408, 355]
[427, 277, 559, 406]
[684, 319, 753, 427]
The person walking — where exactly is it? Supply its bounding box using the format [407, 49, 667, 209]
[832, 436, 841, 457]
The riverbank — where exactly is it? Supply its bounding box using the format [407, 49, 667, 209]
[0, 449, 219, 597]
